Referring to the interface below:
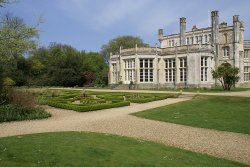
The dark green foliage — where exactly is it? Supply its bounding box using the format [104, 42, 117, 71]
[0, 104, 51, 122]
[134, 96, 250, 134]
[0, 132, 247, 167]
[0, 66, 3, 92]
[101, 35, 149, 62]
[212, 62, 240, 91]
[28, 43, 108, 87]
[0, 7, 39, 87]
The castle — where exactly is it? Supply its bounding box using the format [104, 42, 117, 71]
[109, 11, 250, 89]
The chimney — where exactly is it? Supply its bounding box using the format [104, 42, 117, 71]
[211, 10, 219, 45]
[192, 25, 198, 31]
[233, 15, 243, 69]
[158, 29, 163, 40]
[180, 17, 186, 46]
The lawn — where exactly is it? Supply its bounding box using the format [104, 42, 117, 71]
[133, 96, 250, 134]
[0, 132, 247, 167]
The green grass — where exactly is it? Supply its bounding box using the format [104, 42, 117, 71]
[0, 104, 51, 123]
[0, 132, 247, 167]
[133, 96, 250, 134]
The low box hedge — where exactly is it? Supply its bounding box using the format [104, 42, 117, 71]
[47, 100, 130, 112]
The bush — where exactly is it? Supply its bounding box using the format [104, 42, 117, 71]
[7, 89, 37, 109]
[0, 104, 51, 122]
[3, 77, 16, 89]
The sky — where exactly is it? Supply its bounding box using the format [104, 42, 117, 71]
[2, 0, 250, 52]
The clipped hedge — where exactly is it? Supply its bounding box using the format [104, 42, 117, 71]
[128, 94, 179, 103]
[47, 100, 130, 112]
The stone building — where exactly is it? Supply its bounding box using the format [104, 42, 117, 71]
[109, 11, 250, 89]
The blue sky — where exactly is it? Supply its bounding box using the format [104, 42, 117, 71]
[2, 0, 250, 52]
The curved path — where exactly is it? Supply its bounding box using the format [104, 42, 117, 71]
[0, 95, 250, 165]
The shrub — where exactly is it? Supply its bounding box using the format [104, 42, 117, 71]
[0, 104, 51, 122]
[7, 89, 37, 109]
[3, 77, 16, 89]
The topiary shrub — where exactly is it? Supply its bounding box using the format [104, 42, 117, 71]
[3, 77, 16, 90]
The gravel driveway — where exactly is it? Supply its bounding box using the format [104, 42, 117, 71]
[0, 94, 250, 165]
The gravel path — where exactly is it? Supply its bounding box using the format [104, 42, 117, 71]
[0, 94, 250, 165]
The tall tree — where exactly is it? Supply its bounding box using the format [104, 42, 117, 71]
[0, 13, 39, 61]
[212, 62, 240, 91]
[0, 0, 12, 6]
[0, 1, 39, 90]
[100, 35, 149, 63]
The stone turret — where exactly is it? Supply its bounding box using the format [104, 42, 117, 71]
[233, 15, 241, 70]
[233, 15, 241, 43]
[211, 10, 219, 45]
[180, 17, 186, 46]
[158, 29, 163, 41]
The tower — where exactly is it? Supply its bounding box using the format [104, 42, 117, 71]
[211, 10, 219, 45]
[180, 17, 186, 46]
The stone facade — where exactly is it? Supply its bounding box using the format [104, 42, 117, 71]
[109, 11, 250, 89]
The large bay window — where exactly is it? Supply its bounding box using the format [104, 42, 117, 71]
[124, 59, 135, 82]
[165, 59, 176, 82]
[179, 58, 187, 82]
[244, 50, 248, 59]
[201, 57, 208, 81]
[112, 63, 117, 83]
[244, 66, 249, 82]
[140, 59, 153, 82]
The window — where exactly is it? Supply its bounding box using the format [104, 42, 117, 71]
[199, 36, 202, 44]
[191, 37, 194, 44]
[169, 40, 175, 47]
[112, 63, 117, 83]
[195, 36, 199, 44]
[223, 47, 229, 58]
[186, 37, 189, 45]
[244, 50, 248, 59]
[140, 59, 153, 82]
[179, 58, 187, 82]
[204, 35, 208, 43]
[124, 59, 135, 82]
[244, 66, 249, 82]
[165, 59, 176, 82]
[208, 34, 211, 42]
[201, 57, 208, 81]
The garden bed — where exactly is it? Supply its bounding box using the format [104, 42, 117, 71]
[37, 89, 178, 112]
